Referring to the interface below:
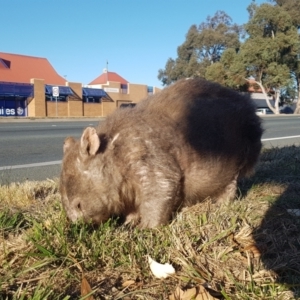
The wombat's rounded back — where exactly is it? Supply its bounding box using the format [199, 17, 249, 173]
[135, 78, 263, 177]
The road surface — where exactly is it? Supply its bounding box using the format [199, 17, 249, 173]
[261, 115, 300, 148]
[0, 115, 299, 183]
[0, 119, 99, 183]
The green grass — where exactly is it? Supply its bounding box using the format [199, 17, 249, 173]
[1, 146, 300, 299]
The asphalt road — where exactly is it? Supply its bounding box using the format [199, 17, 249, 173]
[0, 115, 299, 183]
[0, 119, 100, 183]
[261, 115, 300, 148]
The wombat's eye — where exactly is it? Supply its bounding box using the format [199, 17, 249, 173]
[77, 203, 81, 210]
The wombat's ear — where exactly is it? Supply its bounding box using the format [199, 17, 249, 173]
[80, 127, 100, 156]
[63, 137, 76, 153]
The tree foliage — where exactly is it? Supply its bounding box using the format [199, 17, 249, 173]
[270, 0, 300, 28]
[205, 48, 248, 90]
[158, 11, 241, 86]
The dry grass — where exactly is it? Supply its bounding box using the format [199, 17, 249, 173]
[0, 146, 300, 299]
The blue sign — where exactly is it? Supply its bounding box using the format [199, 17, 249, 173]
[0, 99, 27, 117]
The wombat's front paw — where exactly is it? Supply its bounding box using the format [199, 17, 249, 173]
[124, 212, 141, 227]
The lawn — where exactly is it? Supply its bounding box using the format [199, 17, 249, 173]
[1, 146, 300, 299]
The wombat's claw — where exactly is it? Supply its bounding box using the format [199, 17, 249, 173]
[124, 212, 140, 227]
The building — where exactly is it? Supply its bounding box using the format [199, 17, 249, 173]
[0, 52, 161, 118]
[249, 92, 274, 113]
[246, 78, 296, 114]
[245, 78, 276, 114]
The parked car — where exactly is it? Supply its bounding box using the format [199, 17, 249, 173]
[256, 108, 273, 115]
[280, 106, 294, 114]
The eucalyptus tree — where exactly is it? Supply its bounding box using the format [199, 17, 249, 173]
[207, 2, 298, 114]
[206, 1, 300, 114]
[158, 11, 241, 86]
[270, 0, 300, 113]
[240, 2, 299, 114]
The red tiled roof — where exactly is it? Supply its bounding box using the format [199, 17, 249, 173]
[0, 52, 66, 85]
[89, 71, 128, 85]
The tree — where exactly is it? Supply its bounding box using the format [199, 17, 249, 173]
[158, 11, 241, 86]
[242, 3, 299, 114]
[159, 1, 300, 114]
[270, 0, 300, 113]
[207, 2, 298, 114]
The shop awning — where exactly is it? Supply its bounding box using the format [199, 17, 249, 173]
[82, 87, 109, 98]
[0, 82, 33, 97]
[45, 85, 74, 95]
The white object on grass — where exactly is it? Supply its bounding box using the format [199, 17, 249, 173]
[147, 255, 175, 279]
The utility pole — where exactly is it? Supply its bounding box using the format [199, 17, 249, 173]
[106, 60, 108, 82]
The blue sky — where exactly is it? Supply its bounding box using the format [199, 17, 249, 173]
[1, 0, 266, 88]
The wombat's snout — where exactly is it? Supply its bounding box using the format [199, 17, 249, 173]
[67, 198, 84, 222]
[68, 198, 110, 225]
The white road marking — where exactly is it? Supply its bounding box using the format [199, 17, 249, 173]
[261, 135, 300, 141]
[0, 160, 62, 171]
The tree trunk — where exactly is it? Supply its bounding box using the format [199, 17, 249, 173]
[255, 80, 280, 114]
[294, 79, 300, 114]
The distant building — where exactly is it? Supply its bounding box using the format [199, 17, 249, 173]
[245, 78, 275, 114]
[0, 52, 161, 117]
[250, 92, 274, 109]
[246, 78, 295, 114]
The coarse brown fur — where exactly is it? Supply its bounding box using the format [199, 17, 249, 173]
[60, 78, 263, 228]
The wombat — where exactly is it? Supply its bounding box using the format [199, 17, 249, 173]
[60, 78, 263, 228]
